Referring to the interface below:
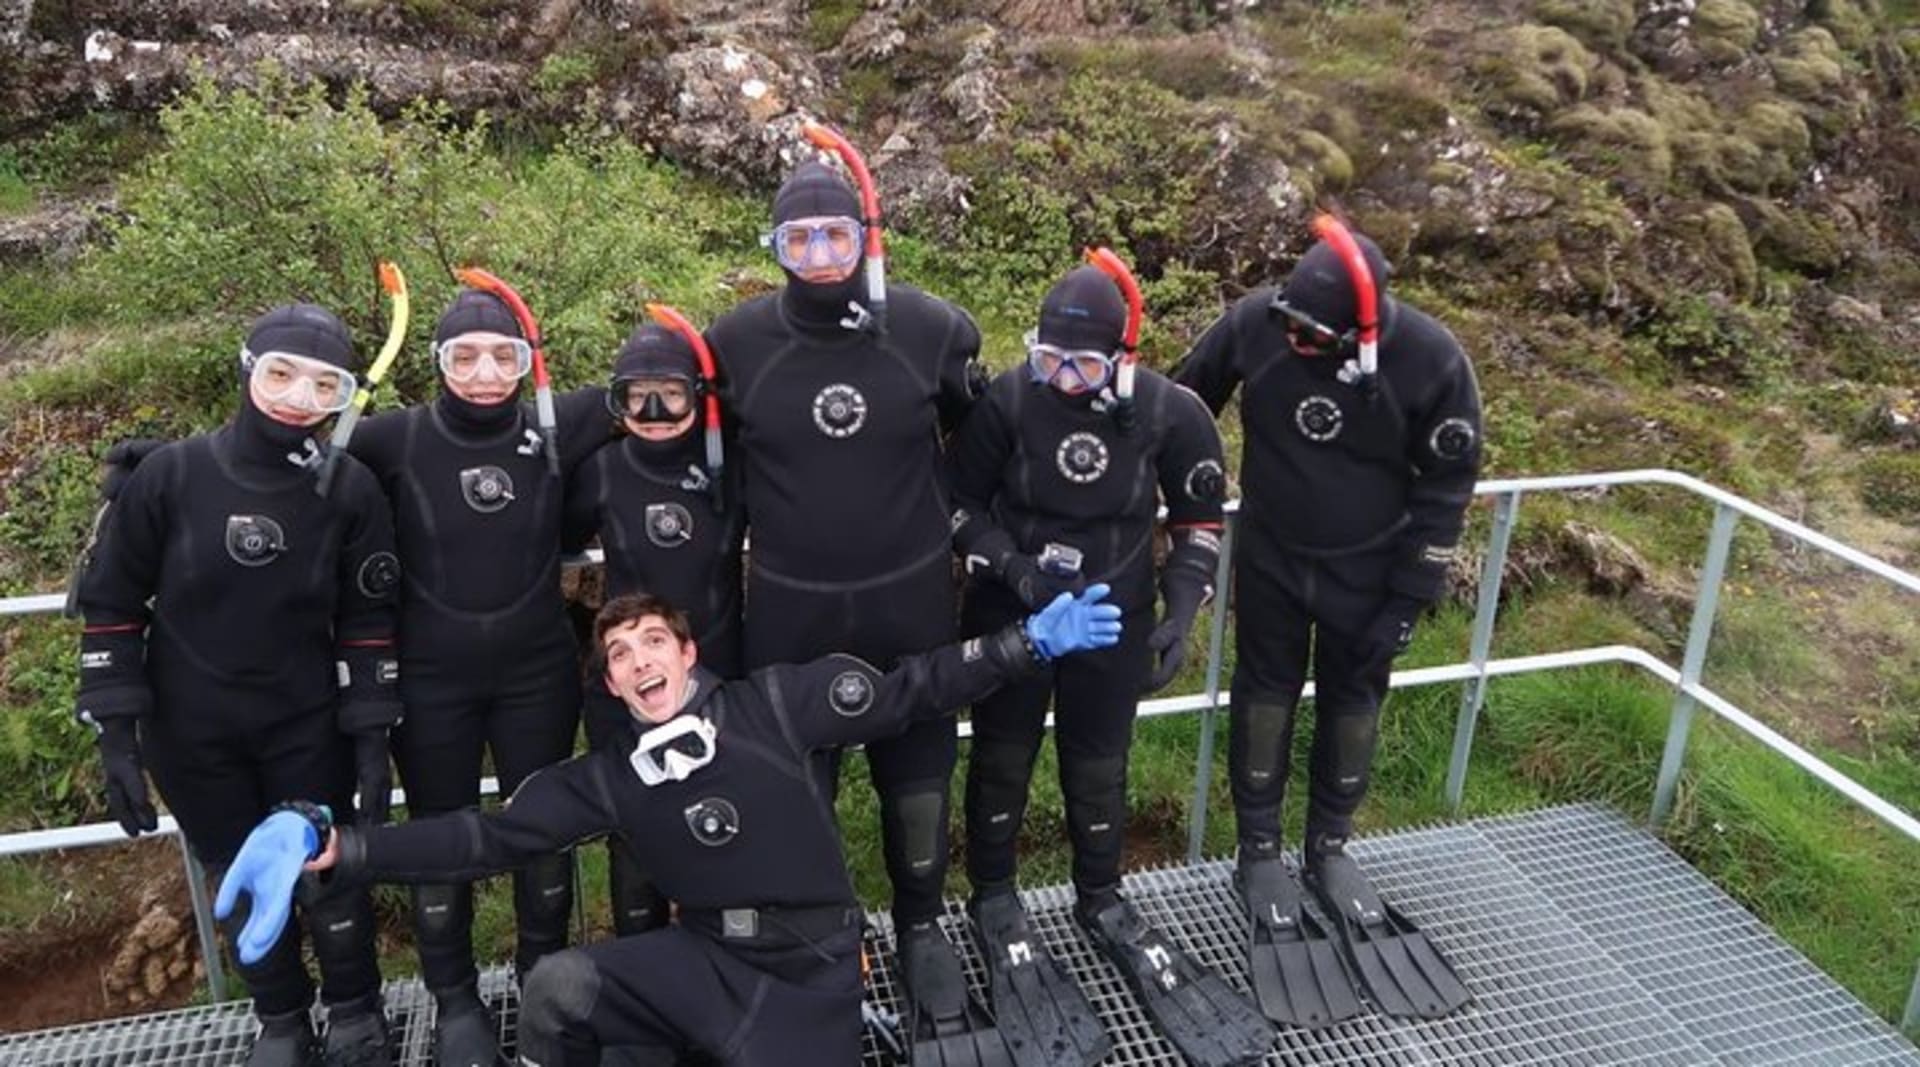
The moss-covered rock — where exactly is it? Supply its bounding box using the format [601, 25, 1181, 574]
[1531, 0, 1636, 56]
[1288, 128, 1354, 189]
[1693, 0, 1763, 65]
[1683, 201, 1761, 299]
[1813, 0, 1879, 51]
[1474, 24, 1593, 118]
[1547, 105, 1673, 193]
[1770, 27, 1849, 101]
[1743, 198, 1848, 275]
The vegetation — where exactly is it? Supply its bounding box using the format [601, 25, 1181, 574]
[0, 0, 1917, 1035]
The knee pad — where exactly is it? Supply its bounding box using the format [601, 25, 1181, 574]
[1060, 755, 1127, 892]
[881, 786, 948, 883]
[517, 950, 601, 1067]
[964, 739, 1038, 850]
[1307, 709, 1380, 840]
[412, 882, 473, 948]
[1229, 696, 1301, 854]
[304, 886, 375, 961]
[1231, 697, 1299, 792]
[515, 851, 576, 943]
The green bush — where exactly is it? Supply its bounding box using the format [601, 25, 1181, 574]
[1857, 452, 1920, 521]
[0, 619, 94, 831]
[86, 71, 765, 401]
[934, 70, 1234, 334]
[1642, 292, 1790, 389]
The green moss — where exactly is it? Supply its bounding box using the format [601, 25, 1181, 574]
[1475, 25, 1593, 116]
[1771, 28, 1848, 100]
[1425, 159, 1473, 186]
[1289, 128, 1354, 189]
[1547, 105, 1673, 193]
[1856, 452, 1920, 520]
[807, 0, 864, 50]
[1058, 36, 1262, 101]
[1746, 199, 1847, 275]
[1686, 202, 1760, 299]
[1745, 99, 1813, 167]
[1532, 0, 1636, 54]
[1814, 0, 1878, 51]
[1693, 0, 1762, 65]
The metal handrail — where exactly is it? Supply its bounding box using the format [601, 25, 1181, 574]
[3, 469, 1918, 1028]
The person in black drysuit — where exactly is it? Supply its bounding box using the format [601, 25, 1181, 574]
[217, 586, 1122, 1067]
[703, 160, 986, 1018]
[1172, 231, 1483, 895]
[952, 266, 1280, 1066]
[74, 304, 401, 1067]
[563, 322, 745, 938]
[953, 264, 1226, 924]
[346, 289, 612, 1066]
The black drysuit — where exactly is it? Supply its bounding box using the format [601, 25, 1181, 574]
[322, 625, 1048, 1067]
[1174, 289, 1482, 855]
[705, 282, 982, 925]
[348, 387, 611, 988]
[75, 405, 395, 1016]
[949, 368, 1225, 901]
[564, 433, 744, 934]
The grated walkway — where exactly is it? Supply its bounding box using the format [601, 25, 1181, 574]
[6, 804, 1915, 1065]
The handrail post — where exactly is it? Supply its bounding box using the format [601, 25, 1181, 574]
[1446, 490, 1521, 811]
[1651, 503, 1738, 827]
[1905, 957, 1920, 1033]
[178, 832, 228, 1002]
[1187, 513, 1237, 865]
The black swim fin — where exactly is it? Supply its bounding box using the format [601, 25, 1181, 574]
[968, 892, 1110, 1067]
[896, 921, 1016, 1067]
[1076, 898, 1273, 1067]
[1304, 850, 1472, 1020]
[1236, 857, 1361, 1029]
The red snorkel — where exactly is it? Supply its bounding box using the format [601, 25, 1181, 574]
[1311, 214, 1380, 384]
[453, 267, 561, 477]
[644, 302, 727, 513]
[802, 121, 887, 335]
[1085, 246, 1144, 432]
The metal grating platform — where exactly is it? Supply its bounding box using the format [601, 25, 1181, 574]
[5, 803, 1915, 1065]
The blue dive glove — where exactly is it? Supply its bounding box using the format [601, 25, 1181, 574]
[214, 804, 330, 964]
[1024, 582, 1124, 661]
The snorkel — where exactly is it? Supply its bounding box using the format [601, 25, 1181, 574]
[1311, 213, 1380, 388]
[453, 267, 560, 477]
[643, 302, 726, 513]
[1084, 246, 1144, 433]
[317, 260, 408, 499]
[801, 121, 887, 335]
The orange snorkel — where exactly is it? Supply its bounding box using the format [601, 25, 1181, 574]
[453, 267, 561, 477]
[1311, 214, 1380, 386]
[801, 121, 887, 335]
[1085, 246, 1145, 432]
[643, 302, 726, 513]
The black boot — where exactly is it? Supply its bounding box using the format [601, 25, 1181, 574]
[433, 983, 505, 1067]
[320, 995, 392, 1067]
[246, 1007, 318, 1067]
